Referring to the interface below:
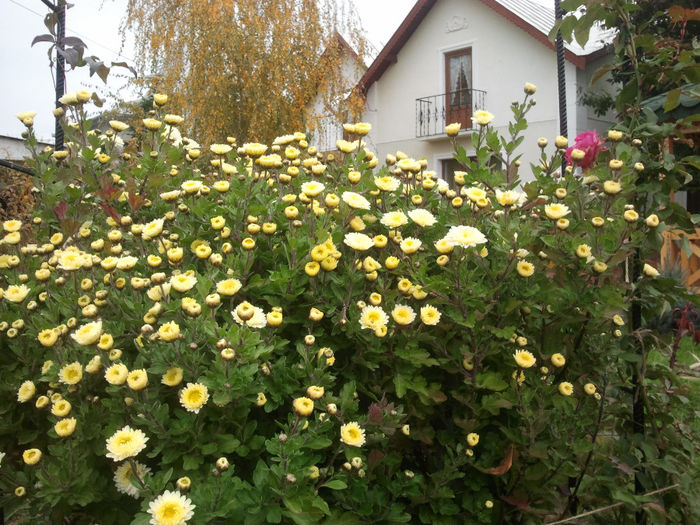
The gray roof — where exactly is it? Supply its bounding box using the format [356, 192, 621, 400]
[496, 0, 614, 56]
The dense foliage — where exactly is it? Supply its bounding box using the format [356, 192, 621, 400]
[0, 83, 697, 524]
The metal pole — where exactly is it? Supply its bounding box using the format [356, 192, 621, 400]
[55, 0, 66, 151]
[554, 0, 568, 172]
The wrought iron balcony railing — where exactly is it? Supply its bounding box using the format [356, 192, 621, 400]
[416, 88, 487, 138]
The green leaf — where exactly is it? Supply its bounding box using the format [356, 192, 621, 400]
[663, 88, 681, 113]
[323, 480, 347, 490]
[266, 506, 283, 523]
[476, 372, 508, 391]
[394, 347, 439, 367]
[304, 436, 332, 450]
[394, 373, 408, 398]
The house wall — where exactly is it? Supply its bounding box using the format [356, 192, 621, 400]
[361, 0, 608, 182]
[307, 46, 366, 152]
[0, 135, 50, 162]
[575, 53, 617, 136]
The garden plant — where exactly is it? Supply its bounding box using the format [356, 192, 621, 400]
[0, 82, 698, 525]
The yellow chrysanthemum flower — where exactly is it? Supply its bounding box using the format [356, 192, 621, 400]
[106, 425, 148, 461]
[513, 350, 536, 368]
[55, 417, 77, 437]
[162, 367, 184, 387]
[179, 383, 209, 414]
[340, 422, 366, 447]
[147, 490, 195, 525]
[58, 362, 83, 385]
[105, 363, 129, 385]
[293, 397, 314, 417]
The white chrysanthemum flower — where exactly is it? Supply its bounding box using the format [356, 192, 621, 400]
[105, 426, 148, 462]
[407, 209, 437, 227]
[148, 490, 195, 525]
[301, 181, 325, 197]
[170, 271, 197, 293]
[380, 211, 408, 228]
[179, 383, 209, 414]
[341, 191, 371, 210]
[441, 225, 487, 248]
[114, 460, 151, 498]
[495, 189, 526, 207]
[232, 304, 268, 328]
[464, 187, 487, 202]
[343, 232, 374, 251]
[391, 304, 416, 325]
[359, 305, 388, 330]
[374, 176, 401, 192]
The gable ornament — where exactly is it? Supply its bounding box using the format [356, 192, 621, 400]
[446, 16, 468, 33]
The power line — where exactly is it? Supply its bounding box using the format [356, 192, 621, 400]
[8, 0, 137, 63]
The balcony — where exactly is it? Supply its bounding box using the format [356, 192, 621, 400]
[416, 88, 487, 138]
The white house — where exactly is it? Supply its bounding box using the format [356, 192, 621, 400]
[356, 0, 616, 183]
[307, 33, 367, 153]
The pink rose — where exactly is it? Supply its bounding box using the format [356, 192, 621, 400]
[566, 130, 606, 170]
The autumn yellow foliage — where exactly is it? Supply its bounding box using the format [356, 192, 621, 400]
[124, 0, 368, 145]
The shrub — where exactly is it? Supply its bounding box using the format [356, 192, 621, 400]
[0, 86, 696, 524]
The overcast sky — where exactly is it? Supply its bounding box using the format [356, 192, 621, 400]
[1, 0, 553, 142]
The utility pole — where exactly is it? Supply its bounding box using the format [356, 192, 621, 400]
[40, 0, 66, 151]
[554, 0, 567, 170]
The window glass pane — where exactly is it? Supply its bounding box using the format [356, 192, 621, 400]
[449, 53, 471, 106]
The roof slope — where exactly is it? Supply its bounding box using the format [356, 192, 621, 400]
[358, 0, 611, 93]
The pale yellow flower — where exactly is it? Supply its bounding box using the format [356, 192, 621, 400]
[71, 320, 102, 345]
[340, 422, 366, 447]
[17, 380, 36, 402]
[179, 383, 209, 414]
[392, 304, 416, 325]
[516, 261, 535, 277]
[472, 110, 494, 126]
[4, 284, 30, 303]
[59, 362, 83, 385]
[420, 305, 441, 325]
[544, 203, 570, 220]
[293, 396, 314, 416]
[513, 350, 536, 368]
[359, 305, 388, 331]
[170, 272, 197, 293]
[216, 278, 242, 296]
[407, 208, 437, 227]
[162, 367, 184, 387]
[341, 191, 371, 210]
[558, 382, 574, 396]
[148, 490, 195, 525]
[106, 426, 148, 461]
[344, 232, 374, 251]
[380, 211, 408, 228]
[442, 225, 487, 248]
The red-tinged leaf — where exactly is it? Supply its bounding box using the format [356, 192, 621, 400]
[98, 201, 121, 223]
[367, 449, 384, 472]
[428, 385, 447, 403]
[54, 201, 67, 220]
[486, 444, 515, 475]
[502, 494, 529, 510]
[98, 183, 121, 202]
[667, 6, 700, 23]
[611, 457, 635, 476]
[60, 218, 80, 237]
[128, 191, 146, 212]
[642, 502, 667, 516]
[368, 403, 382, 424]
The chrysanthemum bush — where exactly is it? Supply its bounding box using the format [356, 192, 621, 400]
[0, 86, 697, 524]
